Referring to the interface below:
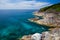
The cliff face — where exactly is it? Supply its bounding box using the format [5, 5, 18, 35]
[39, 3, 60, 12]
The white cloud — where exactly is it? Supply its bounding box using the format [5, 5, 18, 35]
[0, 0, 51, 9]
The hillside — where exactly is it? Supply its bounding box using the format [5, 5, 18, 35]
[39, 3, 60, 12]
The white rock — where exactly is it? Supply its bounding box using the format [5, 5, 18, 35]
[31, 33, 42, 40]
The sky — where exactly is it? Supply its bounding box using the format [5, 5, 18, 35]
[0, 0, 60, 9]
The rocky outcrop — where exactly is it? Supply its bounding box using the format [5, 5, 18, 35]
[20, 28, 60, 40]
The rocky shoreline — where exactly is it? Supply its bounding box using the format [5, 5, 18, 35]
[19, 28, 60, 40]
[28, 11, 60, 27]
[19, 11, 60, 40]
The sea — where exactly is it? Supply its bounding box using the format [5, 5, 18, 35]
[0, 9, 49, 40]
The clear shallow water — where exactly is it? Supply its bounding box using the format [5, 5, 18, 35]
[0, 10, 49, 40]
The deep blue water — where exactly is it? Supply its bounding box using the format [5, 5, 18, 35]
[0, 10, 49, 40]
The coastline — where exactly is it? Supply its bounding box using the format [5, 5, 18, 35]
[28, 19, 57, 28]
[28, 10, 60, 28]
[19, 3, 60, 40]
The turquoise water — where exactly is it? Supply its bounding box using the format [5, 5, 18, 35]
[0, 10, 49, 40]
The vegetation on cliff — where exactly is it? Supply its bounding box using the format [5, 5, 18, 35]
[39, 3, 60, 12]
